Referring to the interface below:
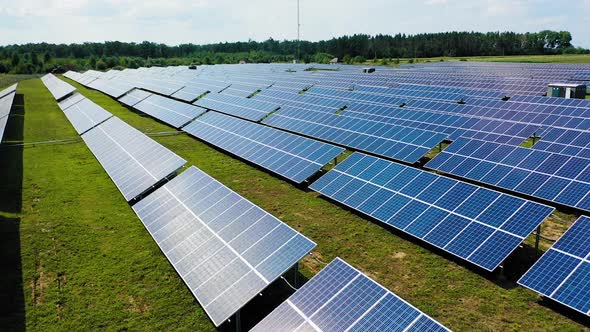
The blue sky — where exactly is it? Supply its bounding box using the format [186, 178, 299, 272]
[0, 0, 588, 48]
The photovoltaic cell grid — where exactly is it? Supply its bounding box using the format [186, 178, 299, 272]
[194, 93, 280, 121]
[118, 89, 153, 107]
[310, 152, 554, 271]
[41, 73, 77, 101]
[133, 94, 207, 128]
[182, 112, 344, 183]
[531, 128, 590, 159]
[132, 166, 316, 326]
[81, 117, 186, 201]
[0, 91, 16, 142]
[58, 94, 113, 135]
[425, 138, 590, 212]
[345, 101, 538, 147]
[518, 216, 590, 316]
[88, 78, 136, 98]
[171, 80, 230, 102]
[263, 106, 447, 164]
[251, 257, 449, 332]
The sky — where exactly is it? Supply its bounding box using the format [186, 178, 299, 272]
[0, 0, 588, 48]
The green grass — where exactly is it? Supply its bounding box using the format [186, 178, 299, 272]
[0, 74, 42, 91]
[1, 76, 589, 331]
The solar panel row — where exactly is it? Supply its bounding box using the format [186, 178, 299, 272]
[263, 106, 447, 164]
[119, 88, 153, 107]
[183, 112, 344, 183]
[132, 166, 316, 326]
[519, 216, 590, 316]
[132, 93, 207, 128]
[310, 152, 554, 271]
[0, 88, 17, 142]
[426, 138, 590, 212]
[41, 73, 77, 101]
[252, 257, 449, 332]
[58, 93, 113, 135]
[194, 93, 280, 121]
[81, 117, 186, 201]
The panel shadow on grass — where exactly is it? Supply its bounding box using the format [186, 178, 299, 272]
[0, 93, 25, 331]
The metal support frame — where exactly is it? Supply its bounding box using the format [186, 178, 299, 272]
[292, 262, 299, 288]
[535, 225, 542, 257]
[235, 310, 242, 332]
[334, 157, 338, 166]
[439, 142, 443, 153]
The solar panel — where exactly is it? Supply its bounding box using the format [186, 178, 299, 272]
[57, 92, 86, 111]
[81, 117, 186, 201]
[41, 73, 77, 101]
[59, 94, 113, 135]
[88, 78, 136, 98]
[251, 257, 449, 332]
[425, 137, 590, 212]
[132, 94, 207, 128]
[183, 112, 344, 183]
[0, 91, 16, 142]
[118, 89, 153, 107]
[0, 83, 17, 99]
[310, 152, 554, 271]
[171, 85, 210, 102]
[518, 216, 590, 316]
[263, 106, 447, 164]
[194, 93, 280, 122]
[132, 166, 316, 326]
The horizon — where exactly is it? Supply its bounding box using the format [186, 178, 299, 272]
[1, 0, 589, 48]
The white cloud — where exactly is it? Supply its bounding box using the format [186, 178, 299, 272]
[0, 0, 587, 47]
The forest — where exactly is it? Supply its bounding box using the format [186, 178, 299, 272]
[0, 30, 587, 74]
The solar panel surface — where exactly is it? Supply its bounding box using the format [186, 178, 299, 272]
[310, 152, 554, 271]
[251, 257, 450, 332]
[133, 94, 207, 128]
[518, 216, 590, 316]
[183, 112, 344, 183]
[60, 96, 113, 135]
[81, 117, 186, 201]
[41, 73, 77, 101]
[425, 137, 590, 212]
[132, 166, 316, 326]
[0, 91, 16, 142]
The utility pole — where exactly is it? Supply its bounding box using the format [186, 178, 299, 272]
[297, 0, 301, 63]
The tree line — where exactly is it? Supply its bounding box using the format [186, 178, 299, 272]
[0, 30, 587, 74]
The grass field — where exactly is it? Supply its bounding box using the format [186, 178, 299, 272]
[1, 74, 590, 331]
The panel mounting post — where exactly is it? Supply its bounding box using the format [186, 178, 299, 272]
[293, 263, 299, 288]
[235, 310, 241, 332]
[535, 225, 541, 257]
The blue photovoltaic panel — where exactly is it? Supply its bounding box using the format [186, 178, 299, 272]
[183, 112, 344, 183]
[425, 137, 590, 212]
[194, 93, 280, 121]
[118, 89, 153, 107]
[58, 94, 113, 135]
[0, 91, 16, 142]
[519, 216, 590, 316]
[41, 73, 77, 101]
[263, 106, 447, 164]
[133, 94, 207, 128]
[310, 152, 554, 271]
[81, 117, 186, 201]
[251, 257, 449, 332]
[132, 166, 316, 326]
